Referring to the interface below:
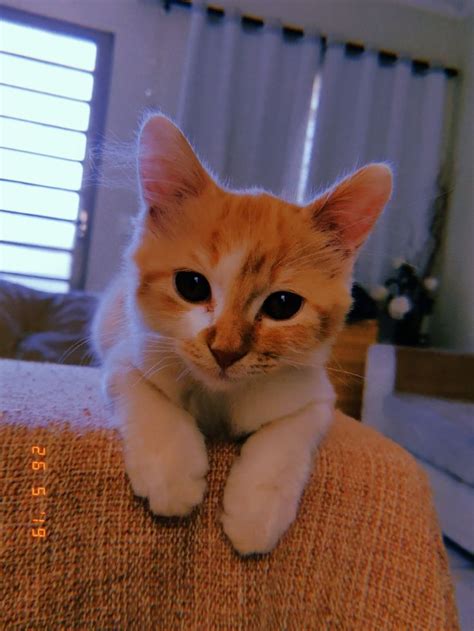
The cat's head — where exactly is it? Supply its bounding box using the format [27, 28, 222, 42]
[130, 114, 392, 391]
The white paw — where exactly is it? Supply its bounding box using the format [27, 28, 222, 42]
[124, 432, 208, 517]
[222, 471, 299, 555]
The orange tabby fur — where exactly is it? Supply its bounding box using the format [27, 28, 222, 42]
[93, 114, 392, 554]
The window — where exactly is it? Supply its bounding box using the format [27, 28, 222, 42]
[297, 74, 321, 204]
[0, 8, 112, 292]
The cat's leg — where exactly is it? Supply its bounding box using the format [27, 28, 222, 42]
[103, 350, 209, 517]
[222, 402, 333, 554]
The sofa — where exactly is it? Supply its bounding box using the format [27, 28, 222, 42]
[0, 279, 98, 366]
[1, 358, 459, 628]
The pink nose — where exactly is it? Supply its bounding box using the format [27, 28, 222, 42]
[209, 347, 247, 370]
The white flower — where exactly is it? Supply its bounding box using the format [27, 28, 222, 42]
[388, 296, 412, 320]
[424, 277, 439, 292]
[392, 257, 406, 270]
[370, 285, 389, 301]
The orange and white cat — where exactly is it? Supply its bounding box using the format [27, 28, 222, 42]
[92, 114, 392, 555]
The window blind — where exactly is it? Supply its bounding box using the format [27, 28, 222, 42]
[0, 14, 104, 293]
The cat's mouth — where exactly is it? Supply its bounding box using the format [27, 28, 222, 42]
[179, 343, 272, 391]
[203, 366, 238, 390]
[185, 358, 243, 391]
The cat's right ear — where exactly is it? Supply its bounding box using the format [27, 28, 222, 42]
[138, 114, 211, 216]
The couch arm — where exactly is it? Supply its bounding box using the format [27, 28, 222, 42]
[0, 359, 458, 630]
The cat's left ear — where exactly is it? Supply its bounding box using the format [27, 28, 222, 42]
[138, 114, 212, 212]
[306, 164, 393, 255]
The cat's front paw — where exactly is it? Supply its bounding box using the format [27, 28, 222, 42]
[124, 433, 208, 517]
[221, 472, 299, 555]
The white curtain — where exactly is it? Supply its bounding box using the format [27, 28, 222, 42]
[174, 8, 453, 288]
[176, 5, 321, 195]
[305, 42, 450, 287]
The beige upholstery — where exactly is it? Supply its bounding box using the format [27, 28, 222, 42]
[0, 359, 459, 629]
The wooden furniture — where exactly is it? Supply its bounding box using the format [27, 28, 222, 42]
[329, 319, 378, 419]
[395, 346, 474, 402]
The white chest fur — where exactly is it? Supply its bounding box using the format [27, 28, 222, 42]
[148, 362, 335, 438]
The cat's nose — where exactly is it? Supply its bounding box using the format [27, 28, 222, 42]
[209, 347, 247, 370]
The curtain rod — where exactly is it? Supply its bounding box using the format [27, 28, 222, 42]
[162, 0, 458, 77]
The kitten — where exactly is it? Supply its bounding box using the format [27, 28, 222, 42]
[92, 114, 392, 555]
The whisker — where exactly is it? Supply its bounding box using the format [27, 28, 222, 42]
[326, 365, 364, 380]
[176, 367, 190, 382]
[130, 359, 179, 389]
[59, 337, 92, 365]
[280, 355, 363, 382]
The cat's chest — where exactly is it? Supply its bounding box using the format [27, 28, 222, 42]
[180, 387, 235, 438]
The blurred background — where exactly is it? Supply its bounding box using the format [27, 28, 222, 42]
[0, 0, 473, 353]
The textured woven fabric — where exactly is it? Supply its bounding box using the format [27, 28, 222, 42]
[0, 361, 458, 629]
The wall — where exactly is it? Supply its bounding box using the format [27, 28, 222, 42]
[431, 16, 474, 352]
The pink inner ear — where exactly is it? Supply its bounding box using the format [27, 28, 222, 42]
[139, 154, 180, 203]
[137, 114, 208, 209]
[311, 164, 393, 251]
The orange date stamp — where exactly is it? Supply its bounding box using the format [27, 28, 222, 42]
[31, 445, 47, 539]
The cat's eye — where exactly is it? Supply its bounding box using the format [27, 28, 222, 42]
[174, 270, 211, 303]
[261, 291, 303, 320]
